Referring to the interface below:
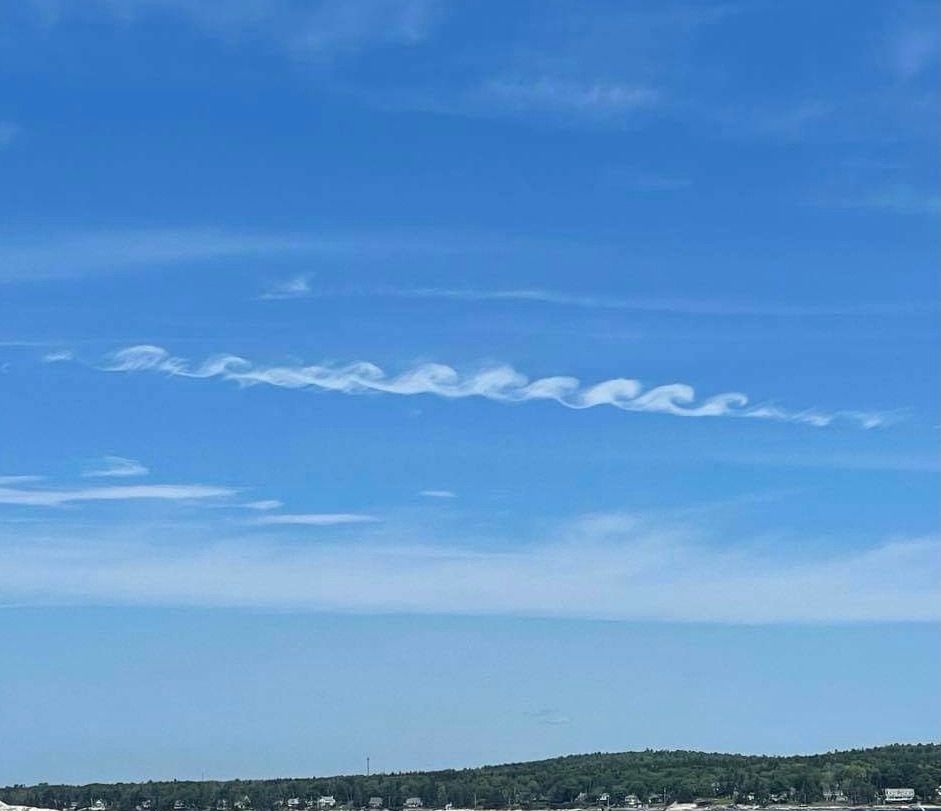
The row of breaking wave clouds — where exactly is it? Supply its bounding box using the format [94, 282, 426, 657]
[98, 345, 888, 429]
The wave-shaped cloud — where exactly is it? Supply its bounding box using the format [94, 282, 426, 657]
[100, 344, 887, 428]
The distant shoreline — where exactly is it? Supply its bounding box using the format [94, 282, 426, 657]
[6, 805, 941, 811]
[3, 745, 938, 811]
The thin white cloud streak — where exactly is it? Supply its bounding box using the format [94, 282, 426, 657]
[419, 490, 457, 499]
[21, 0, 440, 61]
[0, 475, 45, 485]
[0, 229, 928, 318]
[261, 275, 313, 299]
[42, 349, 74, 362]
[475, 77, 659, 118]
[277, 0, 439, 58]
[0, 229, 352, 281]
[0, 483, 234, 507]
[0, 228, 538, 282]
[100, 344, 889, 429]
[82, 455, 150, 478]
[371, 4, 740, 128]
[0, 516, 936, 623]
[312, 285, 926, 318]
[241, 499, 284, 511]
[810, 185, 941, 215]
[254, 513, 379, 526]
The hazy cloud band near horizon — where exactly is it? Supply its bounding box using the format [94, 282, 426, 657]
[0, 515, 935, 624]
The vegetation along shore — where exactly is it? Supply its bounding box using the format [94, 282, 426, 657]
[2, 745, 939, 811]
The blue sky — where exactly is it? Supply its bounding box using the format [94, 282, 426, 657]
[0, 0, 938, 785]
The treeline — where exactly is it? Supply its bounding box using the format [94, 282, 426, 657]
[3, 745, 939, 810]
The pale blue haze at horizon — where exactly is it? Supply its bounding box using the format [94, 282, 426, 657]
[0, 0, 938, 785]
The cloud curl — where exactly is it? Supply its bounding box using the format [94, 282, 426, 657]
[99, 344, 887, 428]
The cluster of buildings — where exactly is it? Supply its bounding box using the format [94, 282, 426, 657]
[15, 787, 937, 811]
[277, 797, 423, 811]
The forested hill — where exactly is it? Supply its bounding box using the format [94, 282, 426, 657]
[4, 744, 939, 811]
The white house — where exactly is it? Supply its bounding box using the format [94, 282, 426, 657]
[884, 789, 915, 803]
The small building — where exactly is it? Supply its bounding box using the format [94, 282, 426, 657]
[403, 799, 423, 809]
[287, 800, 301, 809]
[318, 798, 337, 810]
[91, 801, 107, 811]
[884, 789, 915, 803]
[368, 799, 383, 810]
[598, 795, 610, 807]
[624, 796, 640, 808]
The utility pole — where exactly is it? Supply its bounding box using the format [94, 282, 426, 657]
[367, 758, 370, 777]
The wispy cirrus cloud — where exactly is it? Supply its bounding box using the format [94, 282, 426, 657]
[19, 0, 440, 61]
[471, 77, 659, 121]
[95, 344, 889, 429]
[261, 275, 313, 300]
[0, 227, 535, 282]
[300, 285, 925, 318]
[0, 229, 348, 282]
[2, 228, 928, 319]
[42, 349, 75, 362]
[254, 513, 379, 526]
[1, 512, 936, 623]
[241, 499, 284, 511]
[82, 455, 150, 478]
[0, 475, 45, 485]
[0, 482, 234, 507]
[405, 3, 737, 128]
[810, 184, 941, 215]
[419, 490, 456, 499]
